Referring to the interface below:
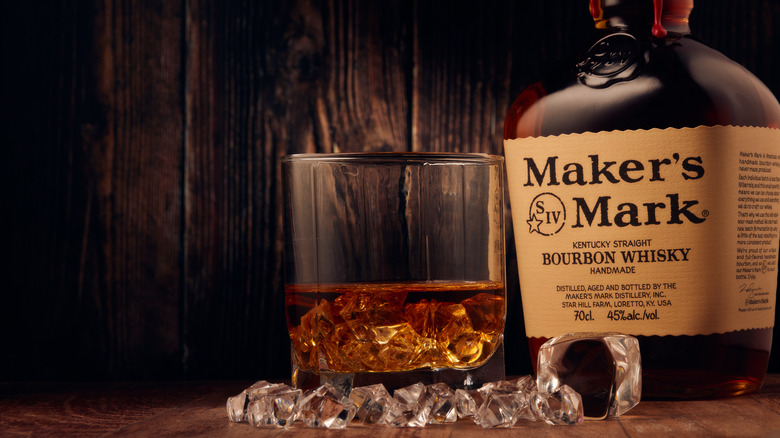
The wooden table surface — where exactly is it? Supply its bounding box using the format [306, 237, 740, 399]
[3, 376, 780, 437]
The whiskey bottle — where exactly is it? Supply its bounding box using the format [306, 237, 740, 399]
[504, 0, 780, 398]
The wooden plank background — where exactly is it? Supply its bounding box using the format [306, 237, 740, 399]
[3, 0, 780, 381]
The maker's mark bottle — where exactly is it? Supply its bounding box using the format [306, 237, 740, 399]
[504, 0, 780, 398]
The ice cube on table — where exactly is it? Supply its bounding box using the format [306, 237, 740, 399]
[296, 384, 357, 429]
[530, 385, 583, 425]
[245, 385, 300, 428]
[453, 389, 478, 418]
[425, 383, 457, 424]
[349, 383, 400, 425]
[386, 382, 428, 427]
[226, 380, 279, 422]
[536, 332, 641, 419]
[473, 387, 528, 428]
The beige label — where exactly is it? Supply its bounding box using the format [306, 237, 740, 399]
[505, 126, 780, 337]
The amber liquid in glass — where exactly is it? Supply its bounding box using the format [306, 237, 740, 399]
[505, 0, 780, 399]
[285, 281, 505, 374]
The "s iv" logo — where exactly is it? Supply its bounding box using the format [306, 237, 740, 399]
[527, 193, 566, 236]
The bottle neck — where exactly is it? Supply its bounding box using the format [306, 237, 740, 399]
[590, 0, 693, 37]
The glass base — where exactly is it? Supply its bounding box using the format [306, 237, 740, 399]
[291, 341, 506, 395]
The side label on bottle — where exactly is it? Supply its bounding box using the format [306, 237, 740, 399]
[505, 126, 780, 337]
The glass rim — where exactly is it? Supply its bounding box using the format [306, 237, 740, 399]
[281, 151, 503, 164]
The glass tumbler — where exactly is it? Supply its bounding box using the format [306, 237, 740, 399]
[282, 153, 506, 393]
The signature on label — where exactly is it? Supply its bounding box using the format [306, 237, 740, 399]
[738, 283, 764, 296]
[738, 283, 771, 308]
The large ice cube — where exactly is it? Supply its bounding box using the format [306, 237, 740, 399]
[536, 333, 641, 419]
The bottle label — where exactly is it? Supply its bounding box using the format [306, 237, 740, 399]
[504, 126, 780, 337]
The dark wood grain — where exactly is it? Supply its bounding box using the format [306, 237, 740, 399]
[3, 0, 780, 382]
[318, 0, 413, 153]
[2, 376, 780, 436]
[182, 0, 289, 380]
[3, 0, 185, 379]
[102, 0, 185, 379]
[78, 0, 185, 379]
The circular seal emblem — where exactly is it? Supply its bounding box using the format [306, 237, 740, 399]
[576, 33, 645, 88]
[527, 193, 566, 236]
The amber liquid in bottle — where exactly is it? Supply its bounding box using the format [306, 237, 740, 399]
[505, 0, 780, 399]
